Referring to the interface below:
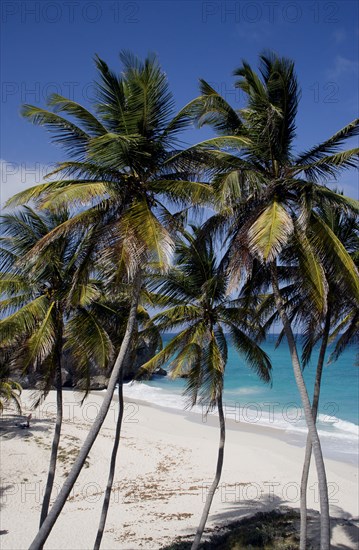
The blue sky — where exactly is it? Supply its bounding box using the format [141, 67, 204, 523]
[1, 0, 358, 202]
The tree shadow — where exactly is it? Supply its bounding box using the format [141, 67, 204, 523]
[305, 506, 359, 549]
[178, 492, 290, 542]
[209, 492, 285, 523]
[174, 490, 358, 549]
[163, 498, 300, 549]
[0, 413, 52, 440]
[0, 484, 15, 512]
[329, 506, 359, 550]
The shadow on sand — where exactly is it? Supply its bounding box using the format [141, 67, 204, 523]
[0, 413, 53, 441]
[169, 493, 358, 549]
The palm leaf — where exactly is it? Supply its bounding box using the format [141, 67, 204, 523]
[310, 213, 359, 301]
[228, 324, 272, 383]
[21, 105, 90, 157]
[0, 296, 50, 348]
[169, 342, 202, 379]
[248, 200, 294, 262]
[294, 227, 328, 315]
[296, 119, 359, 165]
[40, 182, 111, 210]
[47, 94, 108, 135]
[65, 308, 114, 372]
[23, 301, 57, 368]
[122, 199, 175, 270]
[139, 326, 198, 375]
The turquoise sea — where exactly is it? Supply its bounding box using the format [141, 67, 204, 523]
[123, 334, 359, 464]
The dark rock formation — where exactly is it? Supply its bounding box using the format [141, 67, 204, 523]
[122, 330, 161, 381]
[61, 368, 73, 388]
[10, 331, 160, 390]
[153, 367, 167, 376]
[77, 375, 109, 391]
[7, 328, 162, 390]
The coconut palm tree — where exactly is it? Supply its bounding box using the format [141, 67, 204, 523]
[93, 283, 162, 550]
[140, 227, 272, 549]
[5, 52, 211, 549]
[251, 201, 358, 550]
[179, 53, 359, 549]
[0, 362, 22, 414]
[0, 206, 116, 528]
[297, 205, 359, 549]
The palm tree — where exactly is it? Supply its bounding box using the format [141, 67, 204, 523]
[252, 201, 359, 550]
[0, 207, 115, 528]
[297, 205, 359, 549]
[179, 53, 359, 549]
[0, 361, 22, 414]
[6, 52, 210, 549]
[93, 285, 162, 550]
[140, 228, 272, 549]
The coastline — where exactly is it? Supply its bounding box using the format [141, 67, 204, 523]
[1, 389, 358, 549]
[121, 379, 359, 467]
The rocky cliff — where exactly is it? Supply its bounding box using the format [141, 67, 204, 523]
[11, 331, 163, 391]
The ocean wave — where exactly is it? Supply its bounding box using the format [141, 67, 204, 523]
[122, 381, 358, 453]
[318, 415, 359, 436]
[123, 382, 186, 410]
[224, 387, 260, 396]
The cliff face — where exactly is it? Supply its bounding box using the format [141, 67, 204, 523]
[123, 333, 158, 381]
[11, 332, 161, 391]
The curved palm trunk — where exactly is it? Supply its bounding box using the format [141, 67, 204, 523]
[191, 393, 225, 550]
[39, 317, 64, 528]
[29, 272, 142, 550]
[93, 376, 124, 549]
[300, 309, 331, 550]
[270, 262, 330, 550]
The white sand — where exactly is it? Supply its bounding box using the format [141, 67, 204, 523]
[0, 389, 358, 549]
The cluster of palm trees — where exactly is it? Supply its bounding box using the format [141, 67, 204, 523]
[0, 51, 358, 550]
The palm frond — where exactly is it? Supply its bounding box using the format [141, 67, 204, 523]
[47, 93, 108, 135]
[296, 119, 359, 165]
[21, 104, 90, 157]
[229, 324, 272, 383]
[22, 301, 57, 369]
[122, 199, 175, 270]
[310, 213, 359, 301]
[139, 325, 199, 376]
[294, 227, 328, 316]
[248, 200, 294, 262]
[65, 308, 114, 373]
[0, 296, 51, 348]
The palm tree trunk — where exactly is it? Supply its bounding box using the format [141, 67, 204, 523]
[93, 375, 124, 549]
[191, 393, 225, 550]
[300, 308, 331, 550]
[270, 262, 330, 550]
[39, 317, 64, 527]
[28, 272, 142, 550]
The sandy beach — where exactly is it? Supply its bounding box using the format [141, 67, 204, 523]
[0, 389, 358, 549]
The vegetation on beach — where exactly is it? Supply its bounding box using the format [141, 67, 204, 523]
[0, 50, 358, 550]
[0, 364, 22, 414]
[161, 509, 303, 550]
[141, 227, 272, 549]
